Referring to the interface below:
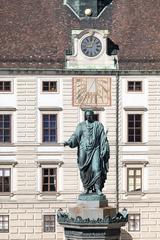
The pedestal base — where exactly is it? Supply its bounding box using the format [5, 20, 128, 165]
[64, 226, 121, 240]
[57, 193, 128, 240]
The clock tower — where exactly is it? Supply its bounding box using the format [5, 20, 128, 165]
[64, 0, 113, 18]
[66, 29, 118, 70]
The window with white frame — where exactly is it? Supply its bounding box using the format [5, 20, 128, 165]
[127, 81, 142, 92]
[127, 114, 142, 142]
[0, 81, 11, 92]
[43, 215, 56, 232]
[0, 169, 11, 193]
[127, 168, 142, 192]
[0, 114, 11, 143]
[0, 215, 9, 233]
[42, 81, 57, 93]
[128, 214, 140, 231]
[122, 161, 148, 195]
[42, 168, 57, 192]
[42, 114, 57, 143]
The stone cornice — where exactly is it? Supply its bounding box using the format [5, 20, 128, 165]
[0, 69, 160, 76]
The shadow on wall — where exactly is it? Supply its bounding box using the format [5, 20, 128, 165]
[121, 229, 133, 240]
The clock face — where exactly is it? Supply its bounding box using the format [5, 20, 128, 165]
[73, 77, 111, 107]
[81, 36, 102, 57]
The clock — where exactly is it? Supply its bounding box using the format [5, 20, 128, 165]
[73, 77, 111, 107]
[81, 36, 102, 57]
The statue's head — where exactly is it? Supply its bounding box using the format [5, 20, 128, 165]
[85, 110, 94, 123]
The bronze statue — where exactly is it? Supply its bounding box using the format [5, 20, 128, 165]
[64, 110, 110, 196]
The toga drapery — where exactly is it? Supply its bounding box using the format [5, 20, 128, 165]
[67, 120, 110, 191]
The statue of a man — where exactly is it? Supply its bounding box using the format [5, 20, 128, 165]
[64, 110, 110, 196]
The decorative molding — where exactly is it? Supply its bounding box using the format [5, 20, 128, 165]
[36, 160, 64, 167]
[124, 107, 148, 111]
[57, 209, 128, 226]
[0, 160, 18, 166]
[0, 107, 16, 111]
[122, 160, 149, 167]
[81, 107, 105, 111]
[38, 107, 63, 111]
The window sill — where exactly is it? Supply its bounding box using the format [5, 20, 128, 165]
[39, 191, 60, 197]
[123, 142, 147, 146]
[0, 143, 15, 147]
[40, 143, 64, 146]
[0, 192, 14, 197]
[125, 191, 145, 197]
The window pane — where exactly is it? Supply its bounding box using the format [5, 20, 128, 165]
[128, 114, 134, 121]
[50, 185, 56, 191]
[43, 115, 49, 122]
[43, 169, 48, 175]
[128, 135, 134, 142]
[128, 179, 134, 191]
[4, 170, 10, 177]
[135, 178, 141, 190]
[136, 169, 141, 176]
[135, 82, 142, 91]
[4, 115, 10, 122]
[4, 185, 10, 192]
[0, 82, 3, 90]
[44, 177, 48, 184]
[128, 129, 134, 136]
[4, 82, 11, 91]
[50, 81, 57, 92]
[50, 177, 54, 184]
[135, 135, 141, 142]
[43, 185, 48, 192]
[43, 82, 49, 91]
[128, 81, 134, 91]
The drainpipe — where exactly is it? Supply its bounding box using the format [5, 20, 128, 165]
[115, 64, 120, 212]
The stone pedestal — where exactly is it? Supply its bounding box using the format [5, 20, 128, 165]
[57, 194, 128, 240]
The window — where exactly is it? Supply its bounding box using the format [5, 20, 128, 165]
[128, 114, 142, 142]
[42, 81, 57, 92]
[42, 114, 57, 143]
[0, 215, 9, 233]
[128, 81, 142, 92]
[128, 214, 140, 231]
[42, 168, 57, 192]
[0, 81, 11, 92]
[0, 169, 11, 193]
[127, 168, 142, 192]
[44, 215, 56, 232]
[0, 115, 11, 143]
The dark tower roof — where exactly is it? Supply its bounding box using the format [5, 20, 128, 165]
[0, 0, 160, 69]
